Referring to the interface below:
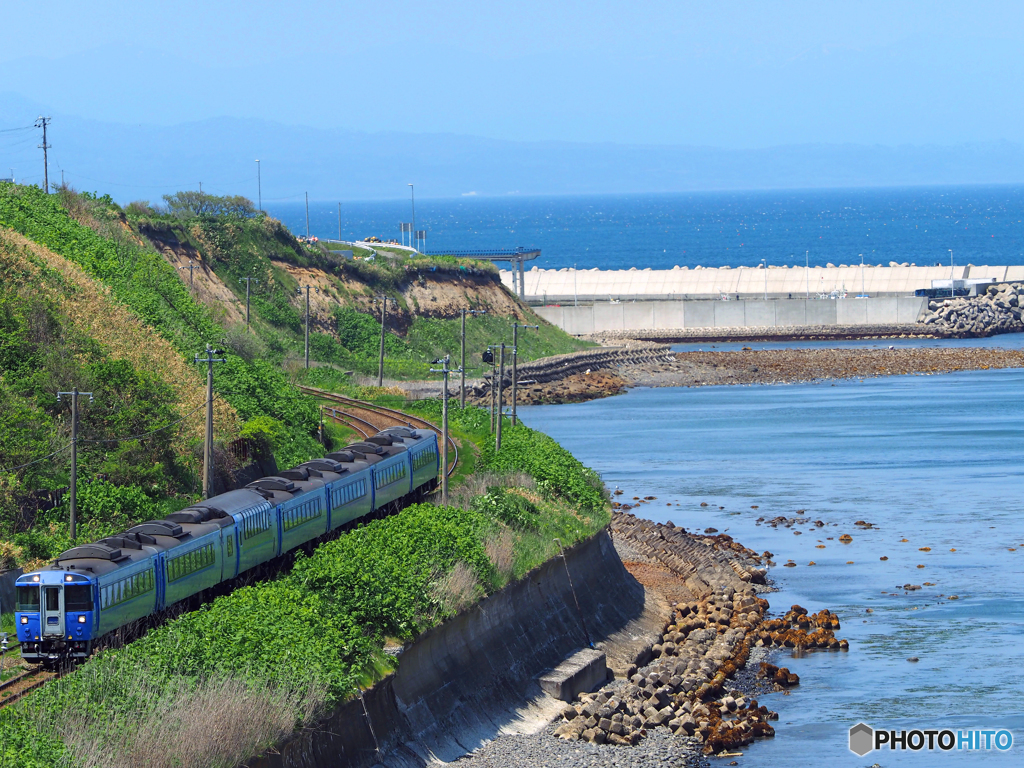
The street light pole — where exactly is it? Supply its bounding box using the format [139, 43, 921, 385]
[511, 322, 538, 426]
[805, 250, 809, 299]
[56, 387, 94, 542]
[256, 159, 261, 212]
[761, 258, 768, 300]
[574, 262, 578, 307]
[860, 253, 865, 297]
[949, 249, 954, 298]
[408, 184, 416, 252]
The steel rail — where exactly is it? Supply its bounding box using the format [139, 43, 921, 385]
[322, 408, 373, 439]
[299, 386, 458, 476]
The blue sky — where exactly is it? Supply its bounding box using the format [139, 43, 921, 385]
[4, 1, 1024, 148]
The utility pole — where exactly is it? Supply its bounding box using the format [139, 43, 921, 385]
[305, 192, 310, 238]
[56, 387, 94, 542]
[256, 159, 261, 212]
[35, 117, 50, 193]
[297, 286, 317, 368]
[511, 323, 538, 426]
[430, 355, 460, 505]
[239, 277, 258, 328]
[194, 345, 225, 499]
[178, 259, 197, 287]
[374, 295, 394, 387]
[761, 258, 768, 300]
[460, 309, 486, 408]
[495, 343, 506, 452]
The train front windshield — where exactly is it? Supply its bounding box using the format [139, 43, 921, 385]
[64, 585, 93, 611]
[16, 585, 40, 612]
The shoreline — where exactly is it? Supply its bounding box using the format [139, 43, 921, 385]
[452, 512, 846, 767]
[499, 344, 1024, 405]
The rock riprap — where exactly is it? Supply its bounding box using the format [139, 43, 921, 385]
[921, 283, 1024, 336]
[551, 513, 852, 756]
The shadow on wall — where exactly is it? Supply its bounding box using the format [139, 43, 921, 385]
[252, 529, 646, 768]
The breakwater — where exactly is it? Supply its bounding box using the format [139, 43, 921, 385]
[502, 264, 1024, 302]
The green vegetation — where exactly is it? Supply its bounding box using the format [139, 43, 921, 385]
[0, 182, 604, 766]
[0, 403, 611, 768]
[0, 185, 321, 568]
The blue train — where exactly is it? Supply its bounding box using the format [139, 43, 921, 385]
[14, 426, 439, 665]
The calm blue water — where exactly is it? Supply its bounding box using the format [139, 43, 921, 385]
[269, 186, 1024, 270]
[520, 370, 1024, 766]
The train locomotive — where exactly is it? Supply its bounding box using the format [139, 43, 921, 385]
[14, 426, 439, 665]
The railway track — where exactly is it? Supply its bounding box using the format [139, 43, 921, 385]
[0, 660, 56, 709]
[300, 386, 458, 476]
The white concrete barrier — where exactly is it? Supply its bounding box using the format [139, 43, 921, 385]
[535, 297, 929, 333]
[504, 263, 1024, 300]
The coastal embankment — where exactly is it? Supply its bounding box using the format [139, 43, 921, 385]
[481, 345, 1024, 405]
[250, 513, 839, 767]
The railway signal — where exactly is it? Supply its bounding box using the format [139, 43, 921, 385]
[459, 309, 486, 408]
[510, 323, 538, 426]
[56, 386, 95, 542]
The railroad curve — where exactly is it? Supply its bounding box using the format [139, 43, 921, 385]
[299, 386, 459, 477]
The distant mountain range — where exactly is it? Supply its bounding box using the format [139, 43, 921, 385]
[4, 93, 1024, 203]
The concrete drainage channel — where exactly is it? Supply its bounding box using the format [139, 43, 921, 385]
[249, 531, 663, 768]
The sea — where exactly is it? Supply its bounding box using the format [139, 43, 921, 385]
[278, 186, 1024, 763]
[519, 357, 1024, 767]
[268, 185, 1024, 271]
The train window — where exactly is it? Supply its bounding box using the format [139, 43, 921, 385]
[16, 585, 39, 612]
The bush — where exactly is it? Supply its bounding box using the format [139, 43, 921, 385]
[471, 486, 539, 531]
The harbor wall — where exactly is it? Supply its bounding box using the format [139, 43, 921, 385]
[534, 297, 928, 335]
[501, 264, 1024, 301]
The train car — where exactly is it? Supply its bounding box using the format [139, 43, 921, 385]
[379, 427, 439, 493]
[15, 426, 441, 665]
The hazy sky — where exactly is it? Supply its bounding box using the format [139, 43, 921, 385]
[4, 1, 1024, 148]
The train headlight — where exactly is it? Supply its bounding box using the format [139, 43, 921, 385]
[20, 616, 28, 624]
[32, 575, 39, 582]
[78, 615, 86, 623]
[65, 575, 73, 582]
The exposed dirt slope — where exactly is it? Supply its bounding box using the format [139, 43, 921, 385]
[271, 259, 528, 331]
[146, 230, 247, 327]
[0, 228, 238, 444]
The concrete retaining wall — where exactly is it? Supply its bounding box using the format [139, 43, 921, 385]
[535, 297, 928, 334]
[258, 530, 648, 768]
[504, 263, 1024, 301]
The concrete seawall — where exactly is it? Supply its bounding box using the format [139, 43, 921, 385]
[535, 297, 928, 335]
[256, 530, 658, 768]
[502, 264, 1024, 301]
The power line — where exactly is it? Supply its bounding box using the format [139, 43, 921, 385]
[0, 444, 73, 474]
[0, 124, 34, 134]
[80, 402, 206, 444]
